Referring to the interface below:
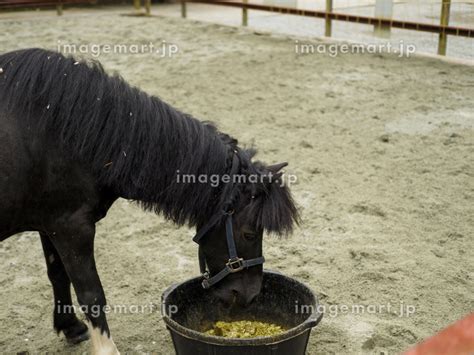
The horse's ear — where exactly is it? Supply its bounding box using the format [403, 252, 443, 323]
[263, 162, 288, 185]
[267, 162, 288, 173]
[247, 163, 300, 234]
[244, 148, 258, 160]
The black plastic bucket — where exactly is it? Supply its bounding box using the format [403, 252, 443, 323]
[161, 270, 323, 355]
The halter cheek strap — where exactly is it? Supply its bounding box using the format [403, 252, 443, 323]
[193, 211, 265, 289]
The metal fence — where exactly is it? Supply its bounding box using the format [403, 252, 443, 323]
[179, 0, 473, 56]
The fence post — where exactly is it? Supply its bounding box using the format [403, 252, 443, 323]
[56, 2, 63, 15]
[242, 0, 248, 26]
[374, 0, 393, 38]
[181, 0, 187, 18]
[144, 0, 151, 16]
[133, 0, 140, 10]
[325, 0, 333, 37]
[438, 0, 451, 55]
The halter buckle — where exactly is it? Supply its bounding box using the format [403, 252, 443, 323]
[224, 209, 235, 216]
[226, 257, 244, 273]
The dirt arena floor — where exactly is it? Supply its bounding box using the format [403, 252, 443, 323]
[0, 9, 473, 355]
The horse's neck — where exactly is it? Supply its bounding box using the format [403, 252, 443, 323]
[109, 107, 230, 226]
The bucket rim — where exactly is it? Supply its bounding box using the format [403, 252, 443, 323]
[161, 270, 323, 346]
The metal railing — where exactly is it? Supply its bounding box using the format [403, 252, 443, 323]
[180, 0, 473, 55]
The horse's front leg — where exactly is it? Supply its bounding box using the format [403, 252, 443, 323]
[49, 221, 119, 355]
[40, 232, 89, 344]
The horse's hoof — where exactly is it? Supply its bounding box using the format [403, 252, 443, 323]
[63, 321, 90, 344]
[66, 329, 90, 344]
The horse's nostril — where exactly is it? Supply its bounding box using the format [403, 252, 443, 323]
[230, 289, 258, 306]
[248, 292, 258, 304]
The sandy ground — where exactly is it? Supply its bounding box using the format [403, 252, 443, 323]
[0, 8, 473, 355]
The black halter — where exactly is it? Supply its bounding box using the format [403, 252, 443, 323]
[193, 210, 265, 289]
[192, 150, 265, 289]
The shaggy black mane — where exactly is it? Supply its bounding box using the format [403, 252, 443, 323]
[0, 48, 298, 233]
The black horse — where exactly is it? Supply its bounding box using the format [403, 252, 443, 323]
[0, 48, 299, 353]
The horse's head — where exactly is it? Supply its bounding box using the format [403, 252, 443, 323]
[197, 209, 264, 306]
[196, 158, 299, 307]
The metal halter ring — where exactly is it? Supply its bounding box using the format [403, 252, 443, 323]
[226, 257, 245, 273]
[224, 209, 235, 216]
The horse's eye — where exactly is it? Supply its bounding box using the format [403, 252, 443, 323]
[243, 232, 257, 241]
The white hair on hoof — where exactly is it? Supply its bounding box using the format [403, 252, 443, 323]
[87, 322, 120, 355]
